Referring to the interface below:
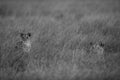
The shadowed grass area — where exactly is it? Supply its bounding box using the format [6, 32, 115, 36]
[0, 0, 120, 80]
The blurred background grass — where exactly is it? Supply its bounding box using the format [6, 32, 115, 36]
[0, 0, 120, 80]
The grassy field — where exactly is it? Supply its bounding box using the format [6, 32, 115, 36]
[0, 0, 120, 80]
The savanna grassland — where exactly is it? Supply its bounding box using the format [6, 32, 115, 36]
[0, 0, 120, 80]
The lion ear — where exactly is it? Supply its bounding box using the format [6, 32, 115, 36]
[20, 33, 24, 38]
[28, 33, 31, 37]
[20, 33, 26, 41]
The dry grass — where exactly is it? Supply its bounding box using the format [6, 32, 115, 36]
[0, 0, 120, 80]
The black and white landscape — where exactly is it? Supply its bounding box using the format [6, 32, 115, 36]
[0, 0, 120, 80]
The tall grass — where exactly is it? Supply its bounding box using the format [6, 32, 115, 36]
[0, 0, 120, 80]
